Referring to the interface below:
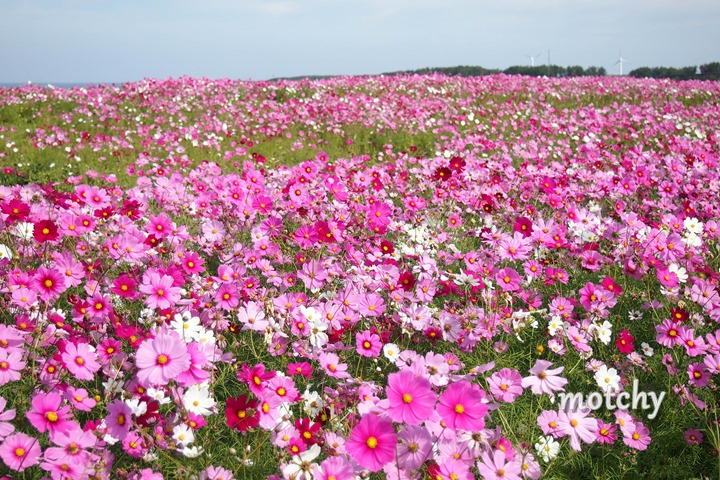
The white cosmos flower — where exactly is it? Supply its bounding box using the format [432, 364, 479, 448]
[11, 222, 34, 240]
[181, 445, 203, 458]
[282, 444, 321, 480]
[548, 315, 564, 336]
[535, 435, 560, 462]
[594, 365, 621, 393]
[124, 398, 147, 417]
[383, 343, 400, 362]
[172, 423, 195, 447]
[0, 244, 12, 261]
[171, 311, 203, 342]
[308, 319, 328, 348]
[594, 320, 613, 345]
[668, 263, 688, 283]
[302, 388, 325, 417]
[683, 217, 703, 235]
[183, 382, 216, 416]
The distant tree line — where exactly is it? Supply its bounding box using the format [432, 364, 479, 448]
[629, 62, 720, 80]
[383, 65, 606, 78]
[269, 62, 720, 82]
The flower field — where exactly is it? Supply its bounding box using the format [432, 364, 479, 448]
[0, 74, 719, 479]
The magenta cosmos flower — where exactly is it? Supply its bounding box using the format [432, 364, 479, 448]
[521, 360, 568, 396]
[25, 392, 75, 435]
[135, 331, 191, 386]
[385, 369, 436, 425]
[356, 330, 382, 358]
[437, 381, 488, 431]
[0, 432, 42, 472]
[495, 267, 522, 292]
[345, 414, 397, 472]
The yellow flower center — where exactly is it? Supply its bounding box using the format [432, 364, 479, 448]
[366, 436, 378, 448]
[157, 355, 168, 365]
[454, 404, 465, 414]
[403, 393, 413, 403]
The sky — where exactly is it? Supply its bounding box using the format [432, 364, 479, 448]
[1, 0, 719, 83]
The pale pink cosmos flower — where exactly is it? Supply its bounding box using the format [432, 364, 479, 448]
[476, 448, 522, 480]
[0, 348, 25, 386]
[557, 408, 597, 451]
[537, 410, 562, 438]
[488, 368, 523, 403]
[318, 352, 350, 379]
[64, 387, 96, 412]
[521, 360, 568, 396]
[0, 396, 16, 440]
[135, 331, 191, 386]
[61, 342, 101, 381]
[139, 272, 182, 310]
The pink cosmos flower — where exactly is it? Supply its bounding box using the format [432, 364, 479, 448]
[521, 360, 568, 396]
[61, 342, 101, 381]
[684, 428, 703, 445]
[33, 265, 67, 302]
[0, 396, 16, 440]
[312, 456, 354, 480]
[385, 369, 436, 425]
[356, 330, 382, 358]
[318, 352, 350, 379]
[614, 410, 636, 437]
[596, 420, 618, 445]
[655, 319, 682, 347]
[0, 432, 42, 472]
[345, 414, 397, 472]
[0, 348, 25, 386]
[139, 272, 182, 310]
[679, 328, 707, 357]
[44, 425, 96, 464]
[25, 392, 75, 435]
[537, 410, 562, 438]
[557, 408, 597, 451]
[476, 449, 522, 480]
[688, 362, 710, 388]
[216, 283, 240, 310]
[623, 421, 651, 450]
[438, 458, 474, 480]
[135, 331, 191, 386]
[357, 293, 386, 317]
[488, 368, 523, 403]
[437, 381, 488, 431]
[396, 425, 433, 470]
[64, 387, 96, 412]
[11, 287, 38, 309]
[495, 267, 522, 292]
[105, 399, 132, 440]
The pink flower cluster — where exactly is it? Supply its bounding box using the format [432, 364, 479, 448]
[0, 73, 719, 477]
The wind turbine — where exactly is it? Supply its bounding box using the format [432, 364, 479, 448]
[613, 51, 630, 75]
[525, 52, 543, 67]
